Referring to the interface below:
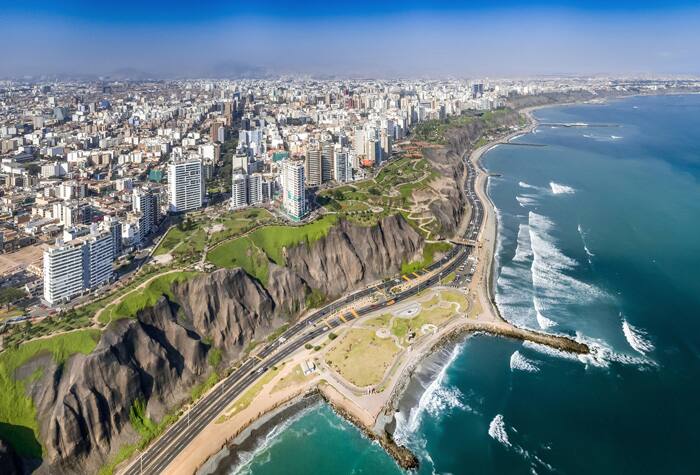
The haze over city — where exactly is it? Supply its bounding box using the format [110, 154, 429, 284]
[1, 2, 700, 475]
[2, 0, 700, 78]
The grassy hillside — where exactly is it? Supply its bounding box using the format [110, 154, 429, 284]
[0, 329, 102, 457]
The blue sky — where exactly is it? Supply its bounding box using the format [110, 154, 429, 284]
[1, 1, 699, 77]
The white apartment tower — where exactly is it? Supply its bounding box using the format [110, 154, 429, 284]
[247, 173, 263, 205]
[168, 159, 204, 212]
[281, 161, 306, 221]
[43, 229, 114, 305]
[305, 147, 322, 187]
[43, 241, 84, 305]
[132, 188, 160, 236]
[231, 173, 248, 209]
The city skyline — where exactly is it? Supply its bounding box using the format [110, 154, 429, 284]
[2, 1, 700, 78]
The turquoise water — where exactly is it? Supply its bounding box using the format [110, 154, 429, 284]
[223, 95, 700, 474]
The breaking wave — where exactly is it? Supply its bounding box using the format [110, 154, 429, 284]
[549, 182, 575, 194]
[488, 413, 557, 473]
[231, 404, 319, 475]
[394, 344, 467, 441]
[516, 195, 538, 208]
[513, 223, 533, 263]
[534, 297, 557, 329]
[510, 351, 540, 373]
[488, 414, 511, 447]
[529, 212, 605, 304]
[622, 316, 655, 355]
[518, 181, 545, 191]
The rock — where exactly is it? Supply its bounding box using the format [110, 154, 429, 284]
[285, 215, 424, 298]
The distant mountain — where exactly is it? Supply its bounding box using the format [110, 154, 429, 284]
[207, 61, 272, 79]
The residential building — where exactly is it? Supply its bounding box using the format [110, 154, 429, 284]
[168, 159, 203, 212]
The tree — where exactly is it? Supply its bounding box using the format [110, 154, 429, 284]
[0, 287, 26, 309]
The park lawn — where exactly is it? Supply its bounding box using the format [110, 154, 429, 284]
[206, 236, 270, 284]
[0, 329, 102, 457]
[172, 227, 207, 259]
[390, 297, 457, 343]
[362, 313, 393, 330]
[104, 271, 200, 321]
[441, 289, 470, 312]
[401, 241, 453, 274]
[325, 328, 401, 387]
[211, 208, 274, 243]
[208, 215, 338, 272]
[153, 226, 188, 256]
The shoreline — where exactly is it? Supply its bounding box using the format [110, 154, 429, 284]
[164, 101, 590, 475]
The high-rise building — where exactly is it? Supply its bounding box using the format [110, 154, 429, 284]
[43, 229, 114, 305]
[85, 230, 114, 289]
[43, 240, 84, 305]
[247, 173, 263, 205]
[281, 161, 306, 221]
[231, 173, 248, 209]
[333, 150, 351, 183]
[354, 127, 366, 157]
[168, 159, 204, 212]
[132, 188, 160, 236]
[102, 216, 123, 260]
[305, 147, 322, 187]
[321, 141, 334, 183]
[210, 122, 225, 143]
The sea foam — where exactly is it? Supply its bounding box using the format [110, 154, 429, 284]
[549, 182, 575, 194]
[513, 223, 533, 263]
[488, 414, 511, 447]
[510, 351, 540, 373]
[621, 316, 655, 355]
[528, 212, 604, 304]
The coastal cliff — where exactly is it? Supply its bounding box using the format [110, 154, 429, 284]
[422, 108, 521, 235]
[285, 214, 423, 298]
[17, 214, 425, 473]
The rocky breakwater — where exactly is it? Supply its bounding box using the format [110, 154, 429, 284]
[422, 109, 521, 236]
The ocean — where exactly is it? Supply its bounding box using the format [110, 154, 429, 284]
[216, 95, 700, 475]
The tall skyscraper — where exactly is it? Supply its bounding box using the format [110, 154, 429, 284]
[305, 147, 322, 187]
[43, 240, 84, 305]
[321, 141, 334, 183]
[281, 161, 306, 221]
[168, 159, 204, 212]
[132, 188, 160, 236]
[43, 229, 114, 305]
[247, 173, 263, 205]
[333, 150, 351, 183]
[231, 173, 247, 209]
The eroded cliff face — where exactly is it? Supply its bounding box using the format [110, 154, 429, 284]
[27, 269, 284, 474]
[423, 109, 521, 235]
[24, 215, 425, 473]
[285, 214, 424, 298]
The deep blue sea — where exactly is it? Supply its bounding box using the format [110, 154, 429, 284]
[220, 95, 700, 475]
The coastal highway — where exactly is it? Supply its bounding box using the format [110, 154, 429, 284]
[122, 150, 486, 475]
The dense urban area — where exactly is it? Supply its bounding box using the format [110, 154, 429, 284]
[0, 75, 697, 474]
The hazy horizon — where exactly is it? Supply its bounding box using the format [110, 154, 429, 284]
[2, 1, 700, 79]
